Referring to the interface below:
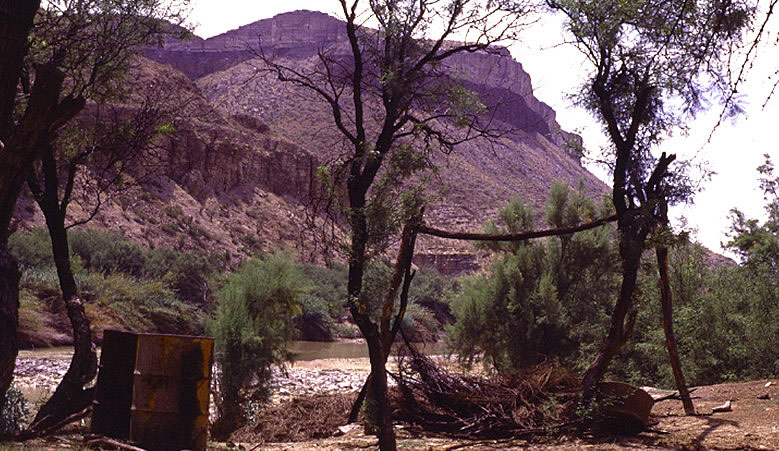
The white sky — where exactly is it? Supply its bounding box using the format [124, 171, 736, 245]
[189, 1, 779, 257]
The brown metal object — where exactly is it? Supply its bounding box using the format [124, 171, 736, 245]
[91, 330, 214, 451]
[91, 330, 138, 439]
[594, 381, 655, 436]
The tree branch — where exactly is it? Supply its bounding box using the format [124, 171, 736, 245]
[417, 213, 617, 242]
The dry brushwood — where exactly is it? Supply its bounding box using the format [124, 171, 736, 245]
[392, 343, 581, 439]
[231, 393, 356, 444]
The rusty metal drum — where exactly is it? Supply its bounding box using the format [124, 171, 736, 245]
[92, 330, 214, 451]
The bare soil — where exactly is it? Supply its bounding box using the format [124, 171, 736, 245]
[5, 356, 777, 450]
[219, 378, 779, 450]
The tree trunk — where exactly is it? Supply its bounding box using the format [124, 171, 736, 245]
[656, 246, 695, 415]
[24, 148, 98, 433]
[348, 220, 417, 431]
[0, 244, 20, 405]
[0, 0, 41, 406]
[26, 223, 97, 432]
[581, 225, 644, 404]
[366, 335, 395, 451]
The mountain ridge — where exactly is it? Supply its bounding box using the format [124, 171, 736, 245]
[17, 10, 610, 276]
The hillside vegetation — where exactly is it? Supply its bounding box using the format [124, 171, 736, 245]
[10, 178, 776, 389]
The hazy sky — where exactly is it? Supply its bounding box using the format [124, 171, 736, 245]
[189, 1, 779, 256]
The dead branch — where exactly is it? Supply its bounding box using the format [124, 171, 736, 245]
[393, 338, 581, 439]
[417, 214, 617, 242]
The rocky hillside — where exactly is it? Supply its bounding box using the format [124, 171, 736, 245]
[19, 10, 610, 275]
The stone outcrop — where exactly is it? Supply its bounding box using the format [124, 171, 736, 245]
[145, 10, 346, 79]
[39, 10, 611, 274]
[144, 10, 582, 163]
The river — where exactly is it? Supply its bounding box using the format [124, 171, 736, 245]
[17, 340, 448, 361]
[13, 340, 451, 405]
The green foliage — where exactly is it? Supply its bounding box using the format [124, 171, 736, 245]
[719, 155, 779, 379]
[0, 385, 29, 435]
[142, 247, 221, 305]
[364, 143, 428, 255]
[95, 273, 204, 335]
[728, 154, 779, 266]
[299, 263, 348, 317]
[296, 293, 336, 341]
[448, 182, 620, 371]
[9, 227, 219, 336]
[69, 228, 146, 277]
[615, 240, 777, 387]
[210, 253, 306, 425]
[449, 180, 777, 386]
[447, 83, 486, 128]
[8, 227, 52, 270]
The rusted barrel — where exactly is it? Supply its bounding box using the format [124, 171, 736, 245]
[594, 381, 654, 436]
[92, 330, 214, 451]
[91, 330, 138, 439]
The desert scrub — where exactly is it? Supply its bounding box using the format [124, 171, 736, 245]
[93, 273, 205, 334]
[1, 386, 29, 435]
[210, 252, 307, 435]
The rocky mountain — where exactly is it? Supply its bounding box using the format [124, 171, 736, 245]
[19, 10, 610, 275]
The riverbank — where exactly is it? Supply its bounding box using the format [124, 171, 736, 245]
[9, 353, 778, 450]
[12, 340, 448, 403]
[12, 355, 377, 405]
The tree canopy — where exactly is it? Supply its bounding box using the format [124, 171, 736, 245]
[548, 0, 754, 406]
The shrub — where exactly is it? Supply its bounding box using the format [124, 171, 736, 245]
[447, 183, 620, 372]
[210, 253, 306, 433]
[448, 181, 777, 388]
[95, 273, 204, 335]
[143, 247, 221, 306]
[299, 263, 348, 317]
[8, 227, 53, 270]
[1, 386, 29, 435]
[296, 294, 335, 341]
[69, 228, 145, 276]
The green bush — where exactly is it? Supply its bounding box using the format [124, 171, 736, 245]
[210, 253, 306, 430]
[1, 386, 29, 435]
[69, 228, 145, 276]
[17, 266, 61, 298]
[448, 181, 777, 388]
[143, 247, 221, 306]
[447, 183, 620, 372]
[95, 273, 204, 335]
[8, 227, 52, 270]
[296, 294, 335, 341]
[299, 263, 348, 317]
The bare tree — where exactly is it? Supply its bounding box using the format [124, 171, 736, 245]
[260, 1, 528, 448]
[24, 97, 175, 434]
[0, 0, 189, 425]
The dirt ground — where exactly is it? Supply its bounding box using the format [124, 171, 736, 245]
[4, 356, 777, 450]
[219, 378, 778, 450]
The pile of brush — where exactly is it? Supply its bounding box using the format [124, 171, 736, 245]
[392, 343, 582, 439]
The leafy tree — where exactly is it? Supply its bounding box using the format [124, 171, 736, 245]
[261, 1, 525, 448]
[547, 0, 753, 408]
[0, 0, 189, 433]
[725, 154, 779, 377]
[448, 182, 620, 371]
[210, 253, 306, 437]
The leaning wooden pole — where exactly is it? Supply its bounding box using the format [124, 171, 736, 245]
[656, 246, 695, 415]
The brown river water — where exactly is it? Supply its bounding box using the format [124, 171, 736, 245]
[13, 340, 449, 405]
[17, 339, 447, 361]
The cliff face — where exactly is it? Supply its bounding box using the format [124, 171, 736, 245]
[145, 10, 345, 79]
[144, 10, 580, 161]
[75, 10, 610, 275]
